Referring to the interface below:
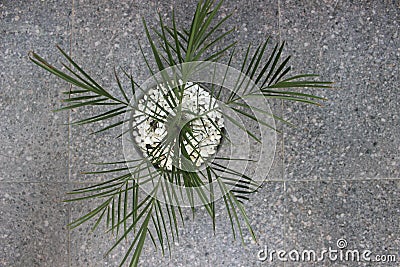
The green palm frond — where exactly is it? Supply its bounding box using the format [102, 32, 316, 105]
[29, 0, 332, 266]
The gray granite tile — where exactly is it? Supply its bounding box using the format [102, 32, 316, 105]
[156, 0, 285, 184]
[284, 180, 400, 266]
[280, 0, 400, 180]
[67, 1, 285, 263]
[0, 182, 69, 266]
[167, 0, 281, 44]
[161, 181, 284, 267]
[0, 0, 71, 181]
[267, 132, 284, 181]
[68, 0, 150, 182]
[68, 0, 282, 183]
[67, 1, 283, 264]
[69, 181, 284, 266]
[69, 196, 127, 266]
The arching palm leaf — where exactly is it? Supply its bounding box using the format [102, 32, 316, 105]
[29, 0, 332, 266]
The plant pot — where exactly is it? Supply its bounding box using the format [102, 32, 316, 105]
[122, 63, 277, 207]
[130, 80, 225, 171]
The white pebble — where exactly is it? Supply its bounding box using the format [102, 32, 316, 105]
[132, 82, 224, 170]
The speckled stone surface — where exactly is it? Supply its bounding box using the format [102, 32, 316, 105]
[68, 0, 282, 182]
[280, 0, 400, 180]
[0, 182, 69, 266]
[0, 0, 71, 182]
[70, 182, 285, 267]
[68, 0, 147, 182]
[284, 180, 400, 266]
[0, 0, 399, 266]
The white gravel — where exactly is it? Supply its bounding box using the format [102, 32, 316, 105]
[132, 81, 224, 170]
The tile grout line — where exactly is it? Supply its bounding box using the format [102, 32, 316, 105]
[1, 177, 398, 185]
[276, 1, 287, 266]
[1, 176, 399, 185]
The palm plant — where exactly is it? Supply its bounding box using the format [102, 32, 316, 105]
[29, 0, 331, 266]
